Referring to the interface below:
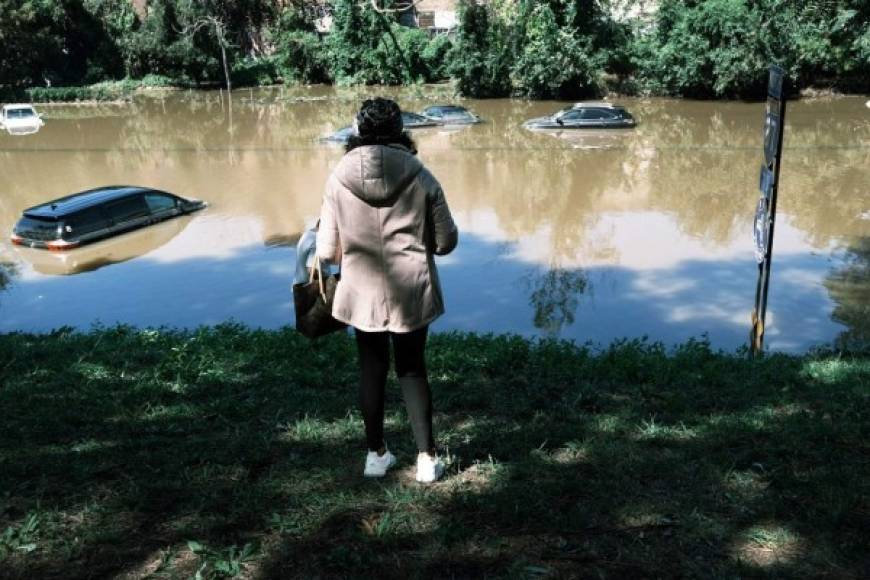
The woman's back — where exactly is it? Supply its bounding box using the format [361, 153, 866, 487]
[317, 143, 457, 332]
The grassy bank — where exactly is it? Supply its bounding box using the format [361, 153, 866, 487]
[0, 77, 181, 104]
[0, 326, 867, 579]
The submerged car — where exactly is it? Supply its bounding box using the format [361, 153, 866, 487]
[321, 111, 439, 143]
[11, 186, 206, 251]
[1, 104, 45, 135]
[523, 103, 636, 130]
[420, 105, 482, 125]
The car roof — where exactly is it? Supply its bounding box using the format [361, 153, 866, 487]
[23, 186, 166, 219]
[571, 102, 625, 109]
[3, 104, 36, 111]
[425, 105, 468, 112]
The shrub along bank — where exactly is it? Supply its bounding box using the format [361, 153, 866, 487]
[0, 325, 867, 578]
[1, 1, 867, 101]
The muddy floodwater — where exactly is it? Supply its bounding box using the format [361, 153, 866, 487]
[0, 87, 867, 352]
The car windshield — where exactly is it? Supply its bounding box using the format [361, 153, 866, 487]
[8, 108, 36, 119]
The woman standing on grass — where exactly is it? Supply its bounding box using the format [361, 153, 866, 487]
[316, 97, 458, 483]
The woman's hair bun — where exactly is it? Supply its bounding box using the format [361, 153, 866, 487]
[356, 97, 403, 138]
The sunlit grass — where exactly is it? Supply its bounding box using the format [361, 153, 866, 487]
[0, 326, 867, 578]
[732, 524, 803, 567]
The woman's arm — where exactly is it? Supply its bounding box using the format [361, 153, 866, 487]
[424, 172, 458, 256]
[316, 192, 341, 264]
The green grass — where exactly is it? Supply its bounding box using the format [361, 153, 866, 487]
[0, 325, 867, 579]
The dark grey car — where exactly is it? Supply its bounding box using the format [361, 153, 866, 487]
[420, 105, 482, 125]
[321, 112, 439, 143]
[11, 186, 206, 250]
[523, 103, 636, 130]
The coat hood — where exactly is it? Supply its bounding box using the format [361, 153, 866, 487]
[335, 145, 423, 206]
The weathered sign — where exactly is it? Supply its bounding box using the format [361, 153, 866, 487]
[750, 65, 787, 356]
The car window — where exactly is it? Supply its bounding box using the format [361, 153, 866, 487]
[65, 207, 109, 236]
[403, 113, 426, 123]
[426, 109, 442, 118]
[9, 109, 36, 119]
[145, 193, 177, 213]
[581, 109, 616, 120]
[559, 111, 583, 122]
[104, 195, 150, 223]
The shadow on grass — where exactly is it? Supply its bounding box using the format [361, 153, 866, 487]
[1, 325, 867, 579]
[257, 334, 869, 579]
[0, 237, 867, 578]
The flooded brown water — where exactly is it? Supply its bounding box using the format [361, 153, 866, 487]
[1, 87, 867, 352]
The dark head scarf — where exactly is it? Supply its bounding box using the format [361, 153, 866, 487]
[356, 98, 403, 138]
[346, 97, 417, 154]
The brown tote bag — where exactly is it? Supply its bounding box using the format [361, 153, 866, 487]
[293, 259, 347, 339]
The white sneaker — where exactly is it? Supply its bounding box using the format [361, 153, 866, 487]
[415, 452, 445, 483]
[363, 449, 396, 478]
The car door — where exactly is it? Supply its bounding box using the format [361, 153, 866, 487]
[104, 195, 151, 236]
[580, 108, 618, 128]
[557, 110, 584, 128]
[63, 206, 111, 243]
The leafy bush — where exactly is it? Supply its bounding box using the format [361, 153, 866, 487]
[634, 0, 870, 97]
[139, 73, 176, 87]
[448, 0, 514, 98]
[26, 85, 127, 102]
[421, 34, 453, 82]
[273, 30, 329, 84]
[231, 57, 278, 87]
[511, 4, 601, 99]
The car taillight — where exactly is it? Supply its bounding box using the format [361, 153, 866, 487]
[10, 233, 24, 245]
[46, 239, 80, 252]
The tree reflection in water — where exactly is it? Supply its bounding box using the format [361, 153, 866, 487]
[0, 258, 19, 312]
[524, 267, 589, 337]
[825, 237, 870, 351]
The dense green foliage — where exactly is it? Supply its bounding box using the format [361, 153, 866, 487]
[0, 326, 867, 578]
[634, 0, 870, 97]
[0, 1, 867, 98]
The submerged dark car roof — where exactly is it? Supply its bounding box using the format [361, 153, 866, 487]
[425, 105, 468, 112]
[23, 186, 158, 219]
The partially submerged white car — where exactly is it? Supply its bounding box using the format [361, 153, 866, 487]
[1, 104, 45, 135]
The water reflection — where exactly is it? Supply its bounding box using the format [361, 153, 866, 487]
[0, 89, 865, 351]
[529, 128, 635, 150]
[524, 267, 589, 336]
[825, 237, 870, 351]
[0, 258, 17, 290]
[13, 217, 192, 275]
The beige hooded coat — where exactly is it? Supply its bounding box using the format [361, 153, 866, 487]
[316, 144, 458, 333]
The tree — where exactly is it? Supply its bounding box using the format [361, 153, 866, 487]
[511, 3, 600, 99]
[181, 12, 234, 90]
[448, 0, 514, 97]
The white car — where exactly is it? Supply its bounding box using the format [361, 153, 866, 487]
[1, 104, 45, 135]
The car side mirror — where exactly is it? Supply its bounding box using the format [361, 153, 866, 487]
[556, 118, 564, 126]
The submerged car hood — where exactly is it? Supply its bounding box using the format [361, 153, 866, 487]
[523, 116, 559, 128]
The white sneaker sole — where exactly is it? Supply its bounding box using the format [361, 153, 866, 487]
[415, 464, 445, 483]
[364, 455, 396, 478]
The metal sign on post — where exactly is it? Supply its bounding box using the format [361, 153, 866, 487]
[750, 65, 787, 357]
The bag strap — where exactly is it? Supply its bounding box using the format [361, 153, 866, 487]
[309, 259, 327, 302]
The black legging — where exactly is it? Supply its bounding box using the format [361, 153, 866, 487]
[355, 325, 434, 453]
